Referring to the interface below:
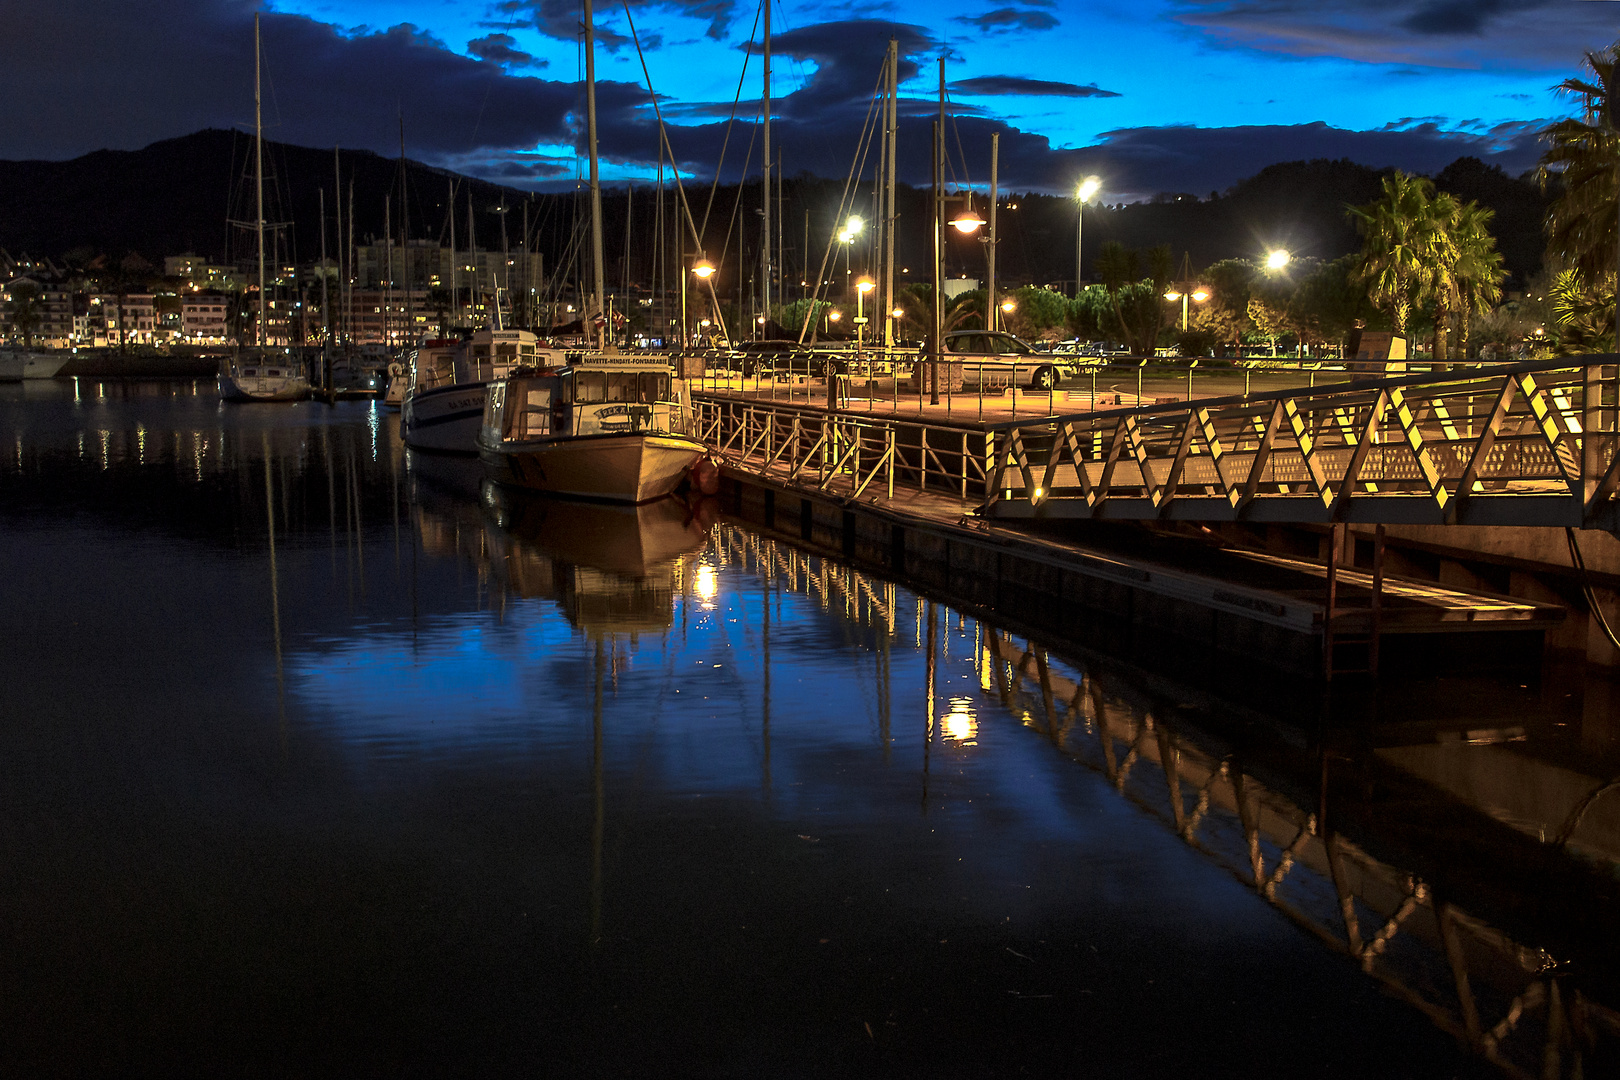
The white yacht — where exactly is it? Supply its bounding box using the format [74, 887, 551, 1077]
[477, 354, 708, 503]
[218, 352, 310, 402]
[402, 328, 567, 453]
[0, 349, 68, 380]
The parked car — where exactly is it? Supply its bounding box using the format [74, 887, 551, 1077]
[927, 331, 1079, 389]
[724, 339, 850, 378]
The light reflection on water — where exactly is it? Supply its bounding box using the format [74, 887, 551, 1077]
[0, 379, 1615, 1077]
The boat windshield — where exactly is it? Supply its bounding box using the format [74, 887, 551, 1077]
[566, 370, 671, 404]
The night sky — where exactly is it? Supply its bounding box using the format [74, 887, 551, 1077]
[4, 0, 1618, 199]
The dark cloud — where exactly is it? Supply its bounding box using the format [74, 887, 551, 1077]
[0, 0, 638, 165]
[951, 76, 1120, 99]
[467, 33, 545, 68]
[495, 0, 738, 49]
[0, 0, 1556, 206]
[1172, 0, 1606, 68]
[955, 9, 1060, 34]
[1401, 0, 1538, 36]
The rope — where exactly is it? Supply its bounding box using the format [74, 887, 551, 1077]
[1565, 526, 1620, 652]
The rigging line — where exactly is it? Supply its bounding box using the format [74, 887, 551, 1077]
[697, 0, 764, 243]
[714, 107, 763, 289]
[796, 65, 887, 344]
[615, 1, 719, 265]
[620, 0, 731, 341]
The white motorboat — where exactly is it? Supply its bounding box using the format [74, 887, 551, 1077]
[402, 328, 569, 453]
[477, 355, 708, 503]
[218, 352, 310, 402]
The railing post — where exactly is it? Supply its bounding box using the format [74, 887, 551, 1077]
[920, 426, 929, 491]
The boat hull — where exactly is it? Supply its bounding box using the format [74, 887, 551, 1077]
[403, 381, 491, 453]
[21, 353, 68, 379]
[481, 432, 706, 503]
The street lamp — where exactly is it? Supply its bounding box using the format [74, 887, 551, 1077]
[855, 277, 875, 351]
[691, 260, 716, 280]
[1163, 285, 1210, 332]
[1075, 175, 1101, 299]
[1265, 249, 1291, 272]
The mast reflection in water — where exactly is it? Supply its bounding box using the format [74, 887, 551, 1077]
[0, 379, 1615, 1077]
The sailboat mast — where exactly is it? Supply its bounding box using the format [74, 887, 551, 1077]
[254, 12, 266, 348]
[761, 0, 771, 332]
[883, 39, 897, 350]
[583, 0, 607, 349]
[449, 178, 457, 328]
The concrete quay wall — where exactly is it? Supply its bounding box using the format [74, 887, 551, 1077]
[722, 473, 1391, 688]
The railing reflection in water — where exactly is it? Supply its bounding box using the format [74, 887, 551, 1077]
[410, 484, 1618, 1077]
[711, 523, 1620, 1080]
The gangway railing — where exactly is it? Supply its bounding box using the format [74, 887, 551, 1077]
[982, 356, 1620, 528]
[692, 396, 992, 503]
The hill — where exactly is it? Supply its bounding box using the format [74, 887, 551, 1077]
[0, 132, 1551, 290]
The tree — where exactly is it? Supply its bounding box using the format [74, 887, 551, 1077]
[1443, 201, 1507, 359]
[1550, 267, 1615, 354]
[7, 282, 40, 348]
[1003, 285, 1068, 340]
[1347, 171, 1456, 335]
[1095, 241, 1172, 356]
[1246, 296, 1290, 356]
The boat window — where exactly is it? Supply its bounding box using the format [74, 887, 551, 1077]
[244, 369, 257, 376]
[472, 345, 490, 358]
[605, 373, 640, 402]
[520, 344, 535, 356]
[496, 344, 517, 358]
[574, 370, 607, 403]
[638, 371, 670, 402]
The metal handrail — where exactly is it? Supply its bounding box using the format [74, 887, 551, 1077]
[981, 355, 1620, 528]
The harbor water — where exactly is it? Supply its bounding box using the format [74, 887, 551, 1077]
[1, 379, 1614, 1077]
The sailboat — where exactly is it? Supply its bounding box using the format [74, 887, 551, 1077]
[219, 12, 309, 404]
[475, 0, 706, 501]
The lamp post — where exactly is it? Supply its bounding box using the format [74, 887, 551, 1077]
[1265, 249, 1291, 272]
[837, 216, 863, 297]
[1163, 284, 1210, 332]
[690, 261, 716, 347]
[1075, 175, 1100, 299]
[855, 277, 874, 353]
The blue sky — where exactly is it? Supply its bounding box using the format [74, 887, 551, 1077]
[4, 0, 1619, 197]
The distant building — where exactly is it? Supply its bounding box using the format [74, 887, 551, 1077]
[1, 275, 75, 347]
[166, 253, 243, 291]
[351, 240, 543, 299]
[181, 291, 231, 343]
[89, 293, 157, 346]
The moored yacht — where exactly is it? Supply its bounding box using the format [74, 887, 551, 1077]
[477, 354, 708, 503]
[218, 351, 310, 402]
[401, 328, 569, 452]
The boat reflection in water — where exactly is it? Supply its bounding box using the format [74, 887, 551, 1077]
[480, 484, 712, 634]
[408, 449, 712, 636]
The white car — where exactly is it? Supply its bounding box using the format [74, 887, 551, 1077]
[931, 331, 1078, 389]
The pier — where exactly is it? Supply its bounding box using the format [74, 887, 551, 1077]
[693, 354, 1620, 678]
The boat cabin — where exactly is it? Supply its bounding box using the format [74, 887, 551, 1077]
[481, 359, 681, 446]
[409, 328, 546, 396]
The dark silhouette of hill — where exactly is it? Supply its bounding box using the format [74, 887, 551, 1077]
[0, 132, 1549, 291]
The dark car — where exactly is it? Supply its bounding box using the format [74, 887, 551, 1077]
[727, 340, 849, 378]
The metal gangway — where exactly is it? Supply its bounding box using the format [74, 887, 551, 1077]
[983, 356, 1620, 529]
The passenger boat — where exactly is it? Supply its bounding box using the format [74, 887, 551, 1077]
[401, 328, 565, 452]
[477, 354, 708, 503]
[218, 351, 310, 402]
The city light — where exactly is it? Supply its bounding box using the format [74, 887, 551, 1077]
[949, 209, 985, 234]
[1076, 175, 1101, 204]
[855, 278, 875, 293]
[692, 261, 716, 279]
[1266, 249, 1291, 271]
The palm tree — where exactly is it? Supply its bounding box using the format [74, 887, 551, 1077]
[1446, 202, 1507, 360]
[1540, 46, 1620, 282]
[1348, 171, 1455, 338]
